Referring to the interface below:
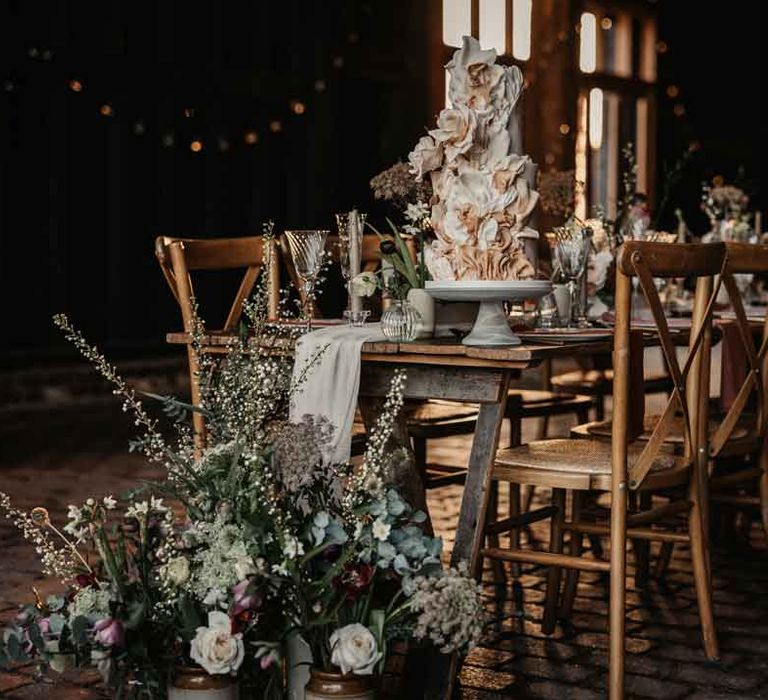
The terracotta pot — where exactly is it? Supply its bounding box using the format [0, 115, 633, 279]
[168, 665, 239, 700]
[304, 670, 375, 700]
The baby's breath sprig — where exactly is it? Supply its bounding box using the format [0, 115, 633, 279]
[52, 313, 168, 462]
[344, 369, 407, 513]
[0, 493, 79, 582]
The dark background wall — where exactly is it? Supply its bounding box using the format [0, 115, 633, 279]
[0, 0, 764, 365]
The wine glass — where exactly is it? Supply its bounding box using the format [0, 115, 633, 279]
[552, 235, 588, 329]
[284, 229, 329, 328]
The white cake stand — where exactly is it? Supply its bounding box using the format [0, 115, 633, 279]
[425, 280, 553, 346]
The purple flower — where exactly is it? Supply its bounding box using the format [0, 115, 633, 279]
[230, 579, 262, 618]
[94, 618, 124, 648]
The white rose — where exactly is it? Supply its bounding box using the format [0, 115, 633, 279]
[371, 518, 391, 542]
[429, 106, 476, 163]
[350, 271, 378, 298]
[329, 624, 382, 676]
[190, 611, 244, 675]
[166, 556, 190, 586]
[408, 135, 443, 180]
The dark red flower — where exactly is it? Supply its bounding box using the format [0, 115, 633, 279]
[379, 239, 397, 256]
[334, 563, 375, 600]
[75, 573, 99, 590]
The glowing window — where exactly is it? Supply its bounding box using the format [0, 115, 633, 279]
[588, 88, 603, 150]
[479, 0, 505, 55]
[443, 0, 471, 47]
[580, 12, 597, 73]
[512, 0, 532, 61]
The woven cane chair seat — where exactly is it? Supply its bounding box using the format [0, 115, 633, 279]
[571, 414, 751, 446]
[551, 368, 673, 396]
[494, 438, 689, 491]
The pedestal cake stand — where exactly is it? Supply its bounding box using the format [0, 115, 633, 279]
[425, 280, 552, 346]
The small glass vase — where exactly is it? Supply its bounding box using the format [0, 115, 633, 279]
[381, 300, 421, 342]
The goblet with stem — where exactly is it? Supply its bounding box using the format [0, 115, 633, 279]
[284, 229, 329, 329]
[552, 234, 588, 329]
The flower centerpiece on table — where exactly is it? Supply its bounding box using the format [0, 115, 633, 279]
[406, 36, 538, 282]
[1, 272, 484, 696]
[701, 181, 754, 243]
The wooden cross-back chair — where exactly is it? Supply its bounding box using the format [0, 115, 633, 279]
[577, 241, 768, 572]
[155, 235, 280, 444]
[482, 241, 726, 699]
[706, 242, 768, 536]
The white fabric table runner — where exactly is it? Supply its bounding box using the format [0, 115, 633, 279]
[289, 323, 384, 462]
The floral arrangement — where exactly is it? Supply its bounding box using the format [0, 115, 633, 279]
[701, 181, 754, 243]
[406, 36, 537, 282]
[350, 221, 429, 303]
[0, 280, 484, 697]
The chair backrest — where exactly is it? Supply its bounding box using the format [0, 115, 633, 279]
[155, 235, 280, 332]
[709, 241, 768, 454]
[613, 241, 727, 489]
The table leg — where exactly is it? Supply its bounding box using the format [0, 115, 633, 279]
[424, 373, 510, 699]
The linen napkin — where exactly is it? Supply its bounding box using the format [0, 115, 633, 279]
[719, 320, 748, 412]
[290, 323, 384, 463]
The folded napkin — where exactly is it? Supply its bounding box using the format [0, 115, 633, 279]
[719, 320, 748, 412]
[290, 323, 384, 463]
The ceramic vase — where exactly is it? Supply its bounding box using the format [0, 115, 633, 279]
[406, 288, 435, 339]
[304, 670, 375, 700]
[167, 666, 238, 700]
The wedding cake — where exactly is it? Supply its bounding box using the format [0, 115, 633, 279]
[408, 36, 538, 282]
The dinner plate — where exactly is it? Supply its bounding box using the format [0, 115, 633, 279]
[516, 328, 614, 343]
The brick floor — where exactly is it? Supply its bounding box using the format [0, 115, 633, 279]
[1, 396, 767, 698]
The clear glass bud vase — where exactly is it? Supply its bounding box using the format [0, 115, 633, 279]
[381, 300, 421, 342]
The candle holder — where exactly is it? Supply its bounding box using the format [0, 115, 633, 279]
[335, 211, 365, 313]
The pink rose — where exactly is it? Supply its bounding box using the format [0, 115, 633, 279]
[94, 618, 124, 648]
[230, 579, 262, 617]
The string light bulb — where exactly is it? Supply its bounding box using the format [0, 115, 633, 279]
[69, 79, 83, 92]
[673, 103, 685, 117]
[100, 104, 114, 117]
[184, 107, 196, 118]
[190, 140, 203, 152]
[666, 85, 679, 98]
[244, 131, 259, 145]
[162, 133, 175, 148]
[559, 123, 571, 135]
[290, 100, 306, 115]
[269, 120, 282, 133]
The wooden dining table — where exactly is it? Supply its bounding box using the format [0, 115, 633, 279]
[168, 328, 621, 698]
